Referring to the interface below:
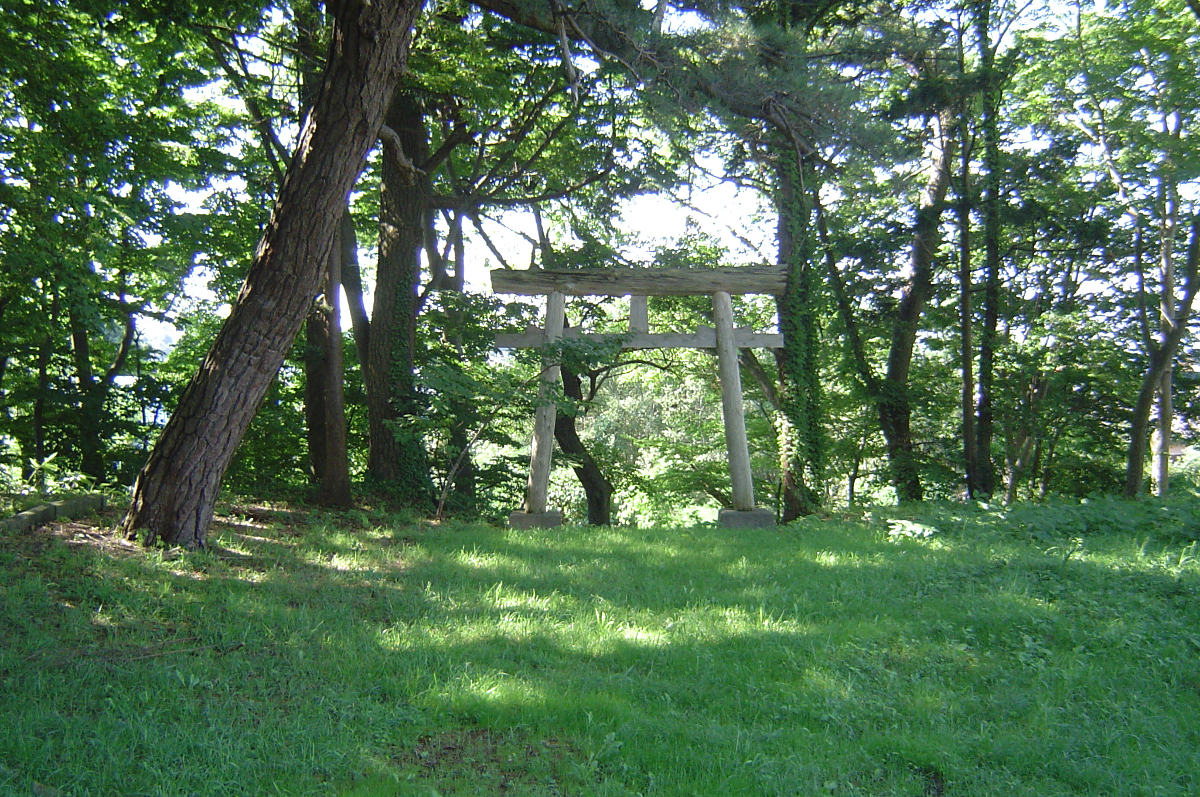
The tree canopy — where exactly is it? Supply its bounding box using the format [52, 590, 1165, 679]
[4, 0, 1200, 545]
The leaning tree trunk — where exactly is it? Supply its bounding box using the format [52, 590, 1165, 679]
[123, 0, 423, 548]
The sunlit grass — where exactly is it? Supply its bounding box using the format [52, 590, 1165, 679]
[1, 500, 1199, 795]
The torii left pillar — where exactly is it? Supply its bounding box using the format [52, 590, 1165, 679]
[712, 291, 775, 529]
[509, 291, 566, 529]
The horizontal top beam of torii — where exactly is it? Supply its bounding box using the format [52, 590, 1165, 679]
[491, 266, 787, 297]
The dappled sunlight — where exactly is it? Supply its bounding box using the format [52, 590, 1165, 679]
[5, 506, 1199, 797]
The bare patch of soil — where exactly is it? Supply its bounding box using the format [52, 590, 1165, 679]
[394, 728, 588, 795]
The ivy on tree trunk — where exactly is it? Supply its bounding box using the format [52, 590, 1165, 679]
[366, 88, 434, 506]
[774, 152, 825, 520]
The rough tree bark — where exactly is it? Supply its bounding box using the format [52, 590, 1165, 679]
[123, 0, 423, 548]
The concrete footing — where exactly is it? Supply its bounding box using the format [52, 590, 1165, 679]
[508, 510, 563, 529]
[0, 494, 106, 533]
[718, 508, 776, 528]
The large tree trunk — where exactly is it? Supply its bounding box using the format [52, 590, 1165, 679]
[299, 2, 328, 490]
[123, 0, 423, 548]
[974, 2, 1002, 498]
[1151, 369, 1173, 495]
[1151, 181, 1179, 496]
[365, 89, 433, 504]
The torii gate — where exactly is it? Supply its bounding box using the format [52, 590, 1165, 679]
[492, 266, 784, 529]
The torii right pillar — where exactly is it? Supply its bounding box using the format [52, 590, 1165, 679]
[712, 291, 776, 528]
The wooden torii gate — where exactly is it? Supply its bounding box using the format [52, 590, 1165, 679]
[492, 266, 785, 529]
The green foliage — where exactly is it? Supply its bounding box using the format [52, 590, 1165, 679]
[8, 0, 1200, 518]
[0, 452, 98, 516]
[0, 0, 276, 485]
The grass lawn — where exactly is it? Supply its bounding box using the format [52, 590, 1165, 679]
[1, 500, 1199, 796]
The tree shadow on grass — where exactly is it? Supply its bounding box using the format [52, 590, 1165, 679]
[2, 511, 1199, 796]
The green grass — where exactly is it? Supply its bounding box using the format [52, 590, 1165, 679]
[2, 500, 1199, 796]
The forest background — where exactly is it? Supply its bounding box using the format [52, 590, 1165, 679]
[3, 0, 1200, 545]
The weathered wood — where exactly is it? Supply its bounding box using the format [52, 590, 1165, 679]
[492, 266, 786, 297]
[495, 326, 783, 350]
[525, 291, 565, 515]
[629, 295, 649, 333]
[713, 291, 756, 512]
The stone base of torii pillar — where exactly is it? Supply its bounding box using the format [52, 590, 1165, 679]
[508, 510, 563, 529]
[718, 508, 777, 528]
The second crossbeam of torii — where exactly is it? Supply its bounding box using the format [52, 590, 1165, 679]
[492, 266, 783, 529]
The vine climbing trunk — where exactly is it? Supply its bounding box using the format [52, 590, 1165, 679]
[774, 152, 824, 520]
[367, 88, 433, 504]
[123, 0, 423, 549]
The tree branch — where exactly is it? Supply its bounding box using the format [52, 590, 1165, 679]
[378, 123, 427, 181]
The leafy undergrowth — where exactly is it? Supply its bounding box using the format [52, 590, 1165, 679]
[1, 499, 1199, 796]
